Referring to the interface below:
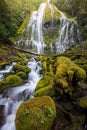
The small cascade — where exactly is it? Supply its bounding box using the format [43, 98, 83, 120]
[0, 62, 16, 81]
[0, 58, 42, 130]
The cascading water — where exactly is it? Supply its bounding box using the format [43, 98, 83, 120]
[17, 0, 82, 54]
[0, 62, 16, 81]
[18, 3, 46, 54]
[55, 9, 81, 53]
[0, 58, 42, 130]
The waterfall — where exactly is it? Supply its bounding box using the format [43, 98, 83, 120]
[0, 58, 42, 130]
[17, 0, 81, 54]
[18, 3, 46, 54]
[55, 9, 81, 53]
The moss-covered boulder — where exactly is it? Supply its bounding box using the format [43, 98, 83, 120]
[13, 63, 31, 74]
[0, 75, 23, 93]
[17, 71, 27, 80]
[35, 56, 86, 99]
[15, 96, 56, 130]
[55, 56, 86, 96]
[35, 73, 55, 97]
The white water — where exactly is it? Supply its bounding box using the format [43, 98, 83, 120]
[55, 9, 81, 53]
[18, 0, 81, 54]
[0, 58, 42, 130]
[47, 0, 51, 4]
[18, 3, 46, 54]
[0, 62, 16, 81]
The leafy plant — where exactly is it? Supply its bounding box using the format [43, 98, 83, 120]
[40, 115, 47, 125]
[23, 108, 29, 117]
[48, 108, 56, 119]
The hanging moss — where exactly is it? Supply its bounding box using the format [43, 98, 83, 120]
[15, 96, 56, 130]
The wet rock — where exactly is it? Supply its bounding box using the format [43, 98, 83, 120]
[78, 84, 87, 97]
[0, 105, 6, 126]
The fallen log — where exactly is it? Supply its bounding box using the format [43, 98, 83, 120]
[13, 46, 41, 56]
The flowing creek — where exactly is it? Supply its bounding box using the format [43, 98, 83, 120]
[0, 58, 42, 130]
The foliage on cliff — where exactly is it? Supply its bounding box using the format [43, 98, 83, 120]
[0, 0, 45, 42]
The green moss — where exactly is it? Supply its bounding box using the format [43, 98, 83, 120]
[0, 61, 10, 70]
[13, 63, 31, 74]
[78, 97, 87, 109]
[35, 76, 50, 91]
[15, 96, 56, 130]
[44, 4, 51, 23]
[36, 55, 86, 99]
[0, 74, 23, 93]
[62, 41, 87, 75]
[55, 56, 86, 95]
[17, 71, 27, 80]
[43, 4, 60, 50]
[34, 83, 55, 97]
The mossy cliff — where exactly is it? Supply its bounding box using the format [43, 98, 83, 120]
[15, 96, 56, 130]
[43, 4, 60, 52]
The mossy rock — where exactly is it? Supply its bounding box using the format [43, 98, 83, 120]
[13, 64, 31, 74]
[15, 96, 56, 130]
[0, 61, 10, 70]
[0, 75, 23, 93]
[78, 97, 87, 109]
[34, 83, 55, 97]
[17, 71, 27, 80]
[35, 72, 55, 97]
[35, 74, 53, 91]
[55, 57, 86, 95]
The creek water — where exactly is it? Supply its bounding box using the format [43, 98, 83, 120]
[0, 58, 42, 130]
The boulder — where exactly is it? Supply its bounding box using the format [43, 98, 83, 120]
[15, 96, 56, 130]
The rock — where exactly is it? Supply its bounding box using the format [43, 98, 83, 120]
[15, 96, 56, 130]
[0, 105, 6, 126]
[0, 74, 23, 93]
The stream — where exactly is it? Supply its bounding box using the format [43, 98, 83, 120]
[0, 58, 42, 130]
